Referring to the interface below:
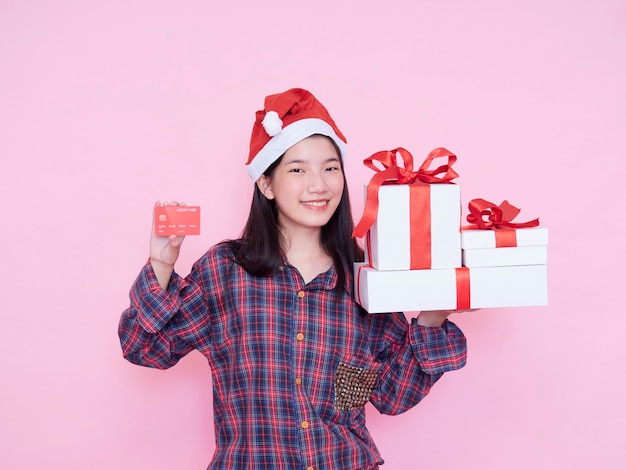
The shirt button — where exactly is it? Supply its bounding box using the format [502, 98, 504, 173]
[295, 377, 302, 385]
[297, 290, 305, 298]
[296, 333, 304, 341]
[301, 420, 309, 429]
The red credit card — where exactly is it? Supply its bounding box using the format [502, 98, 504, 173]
[154, 206, 201, 236]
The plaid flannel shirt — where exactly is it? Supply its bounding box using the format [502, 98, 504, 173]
[119, 243, 467, 470]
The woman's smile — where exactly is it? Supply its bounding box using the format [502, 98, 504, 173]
[301, 199, 329, 209]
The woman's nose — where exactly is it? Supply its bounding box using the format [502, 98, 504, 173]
[307, 171, 330, 193]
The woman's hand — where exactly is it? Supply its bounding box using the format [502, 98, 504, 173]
[149, 201, 186, 289]
[417, 308, 478, 327]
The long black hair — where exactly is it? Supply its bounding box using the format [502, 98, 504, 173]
[226, 135, 363, 296]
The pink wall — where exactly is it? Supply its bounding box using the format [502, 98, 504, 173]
[2, 1, 624, 468]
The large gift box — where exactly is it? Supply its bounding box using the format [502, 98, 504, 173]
[353, 147, 462, 271]
[367, 184, 461, 270]
[461, 199, 548, 267]
[354, 263, 548, 313]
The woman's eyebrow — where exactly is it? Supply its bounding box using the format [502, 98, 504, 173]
[284, 156, 340, 165]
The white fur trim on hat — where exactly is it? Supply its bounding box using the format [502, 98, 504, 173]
[246, 118, 348, 182]
[261, 111, 283, 137]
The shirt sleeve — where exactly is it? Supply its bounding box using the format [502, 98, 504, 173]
[118, 259, 210, 369]
[368, 314, 467, 416]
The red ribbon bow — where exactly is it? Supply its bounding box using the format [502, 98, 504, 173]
[352, 147, 459, 238]
[465, 198, 539, 248]
[466, 199, 539, 230]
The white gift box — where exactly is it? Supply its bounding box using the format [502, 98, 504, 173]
[366, 184, 462, 271]
[461, 227, 549, 267]
[354, 262, 548, 313]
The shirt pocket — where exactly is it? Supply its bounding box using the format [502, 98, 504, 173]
[334, 352, 380, 412]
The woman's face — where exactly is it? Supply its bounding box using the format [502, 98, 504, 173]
[257, 135, 344, 238]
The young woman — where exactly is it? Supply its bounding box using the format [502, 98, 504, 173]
[119, 88, 467, 470]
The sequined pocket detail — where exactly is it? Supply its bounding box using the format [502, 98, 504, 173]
[335, 361, 379, 411]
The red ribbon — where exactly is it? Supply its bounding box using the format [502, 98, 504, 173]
[464, 198, 539, 248]
[356, 264, 366, 306]
[352, 147, 459, 269]
[455, 267, 471, 310]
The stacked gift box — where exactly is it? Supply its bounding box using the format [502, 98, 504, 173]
[353, 147, 548, 313]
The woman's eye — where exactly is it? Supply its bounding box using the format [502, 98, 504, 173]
[289, 168, 304, 173]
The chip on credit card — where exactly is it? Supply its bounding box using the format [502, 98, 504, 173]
[154, 206, 201, 236]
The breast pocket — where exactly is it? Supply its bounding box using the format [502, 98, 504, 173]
[334, 360, 380, 412]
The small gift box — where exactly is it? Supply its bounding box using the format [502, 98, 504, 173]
[353, 263, 548, 313]
[353, 148, 462, 271]
[461, 199, 548, 267]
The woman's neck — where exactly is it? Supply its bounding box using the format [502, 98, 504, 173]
[282, 228, 333, 284]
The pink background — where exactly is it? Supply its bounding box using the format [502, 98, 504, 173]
[2, 1, 625, 468]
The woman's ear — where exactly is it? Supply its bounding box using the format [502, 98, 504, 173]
[256, 175, 275, 200]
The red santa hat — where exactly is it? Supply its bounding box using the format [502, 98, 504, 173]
[246, 88, 348, 181]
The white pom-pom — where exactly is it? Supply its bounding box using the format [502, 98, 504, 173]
[261, 111, 283, 137]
